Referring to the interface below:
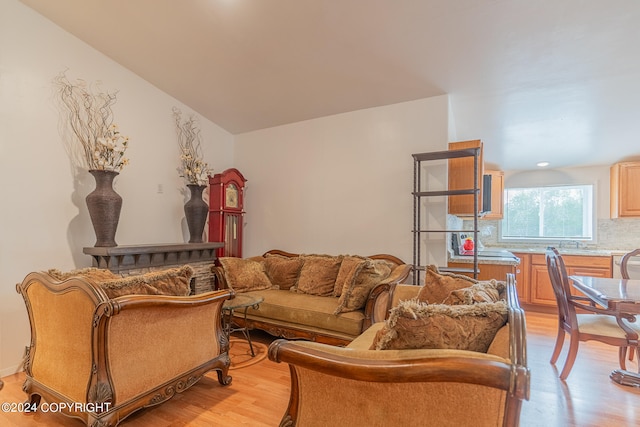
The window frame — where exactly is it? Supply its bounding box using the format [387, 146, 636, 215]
[498, 183, 596, 244]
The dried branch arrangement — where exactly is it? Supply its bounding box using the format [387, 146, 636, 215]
[54, 72, 130, 172]
[173, 107, 212, 185]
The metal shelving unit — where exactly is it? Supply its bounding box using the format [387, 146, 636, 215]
[412, 147, 481, 284]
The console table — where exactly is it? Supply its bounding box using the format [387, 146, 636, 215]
[83, 242, 224, 294]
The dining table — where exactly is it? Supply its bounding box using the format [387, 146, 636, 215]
[570, 275, 640, 388]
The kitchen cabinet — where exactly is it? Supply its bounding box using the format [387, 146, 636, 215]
[482, 169, 504, 220]
[611, 161, 640, 218]
[448, 140, 484, 216]
[446, 261, 516, 282]
[528, 254, 612, 307]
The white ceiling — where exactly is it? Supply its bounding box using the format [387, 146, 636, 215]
[20, 0, 640, 171]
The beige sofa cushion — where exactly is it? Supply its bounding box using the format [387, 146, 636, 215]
[371, 299, 508, 352]
[418, 265, 477, 304]
[100, 265, 194, 298]
[263, 255, 303, 290]
[296, 255, 343, 296]
[334, 259, 393, 314]
[242, 289, 365, 337]
[219, 257, 273, 293]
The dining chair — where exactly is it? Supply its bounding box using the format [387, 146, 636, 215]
[546, 247, 640, 380]
[620, 248, 640, 362]
[620, 249, 640, 279]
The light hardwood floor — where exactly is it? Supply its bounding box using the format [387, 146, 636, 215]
[1, 311, 639, 426]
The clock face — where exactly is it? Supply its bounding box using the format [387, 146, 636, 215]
[225, 184, 238, 208]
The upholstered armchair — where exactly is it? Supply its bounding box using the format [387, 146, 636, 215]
[16, 267, 232, 427]
[268, 274, 530, 427]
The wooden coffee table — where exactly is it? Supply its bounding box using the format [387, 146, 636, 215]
[222, 294, 264, 357]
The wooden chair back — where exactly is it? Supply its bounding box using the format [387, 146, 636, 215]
[620, 249, 640, 279]
[546, 247, 577, 329]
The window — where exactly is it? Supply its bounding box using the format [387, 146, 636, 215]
[501, 184, 594, 241]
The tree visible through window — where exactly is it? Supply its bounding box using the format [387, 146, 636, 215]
[501, 185, 593, 240]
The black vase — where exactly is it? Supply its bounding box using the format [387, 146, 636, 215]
[185, 184, 208, 243]
[86, 169, 122, 247]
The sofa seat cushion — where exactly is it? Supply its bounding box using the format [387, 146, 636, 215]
[241, 290, 364, 337]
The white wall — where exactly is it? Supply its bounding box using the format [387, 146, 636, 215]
[0, 0, 234, 375]
[234, 96, 450, 265]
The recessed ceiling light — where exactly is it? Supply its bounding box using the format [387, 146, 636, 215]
[537, 161, 550, 167]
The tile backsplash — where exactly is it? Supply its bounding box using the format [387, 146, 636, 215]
[462, 218, 640, 251]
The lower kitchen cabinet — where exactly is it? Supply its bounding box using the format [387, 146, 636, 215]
[446, 262, 516, 282]
[523, 253, 612, 309]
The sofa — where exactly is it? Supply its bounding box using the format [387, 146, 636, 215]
[16, 265, 233, 427]
[268, 272, 530, 427]
[212, 250, 412, 345]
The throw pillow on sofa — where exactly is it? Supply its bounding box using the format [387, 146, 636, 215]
[47, 267, 119, 282]
[332, 255, 368, 297]
[263, 255, 303, 290]
[442, 280, 505, 305]
[334, 259, 393, 314]
[296, 255, 343, 297]
[100, 265, 194, 298]
[219, 257, 273, 293]
[370, 298, 508, 352]
[418, 265, 478, 304]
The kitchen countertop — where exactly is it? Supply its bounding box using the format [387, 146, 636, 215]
[496, 247, 627, 257]
[448, 247, 631, 266]
[449, 253, 520, 265]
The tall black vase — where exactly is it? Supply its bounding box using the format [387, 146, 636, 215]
[185, 184, 208, 243]
[86, 169, 122, 247]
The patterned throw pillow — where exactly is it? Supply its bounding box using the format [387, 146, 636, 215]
[46, 267, 119, 282]
[334, 259, 393, 314]
[370, 298, 508, 352]
[442, 280, 505, 305]
[296, 255, 343, 297]
[100, 265, 194, 298]
[333, 255, 368, 297]
[219, 257, 273, 293]
[417, 265, 477, 304]
[263, 255, 303, 290]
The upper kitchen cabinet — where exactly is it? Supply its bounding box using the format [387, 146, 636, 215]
[448, 140, 484, 216]
[611, 161, 640, 218]
[482, 169, 504, 220]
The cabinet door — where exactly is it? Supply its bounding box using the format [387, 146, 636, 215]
[448, 140, 483, 216]
[482, 170, 504, 220]
[611, 162, 640, 218]
[446, 262, 515, 282]
[530, 263, 557, 306]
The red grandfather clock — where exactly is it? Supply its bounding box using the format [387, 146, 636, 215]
[209, 168, 247, 258]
